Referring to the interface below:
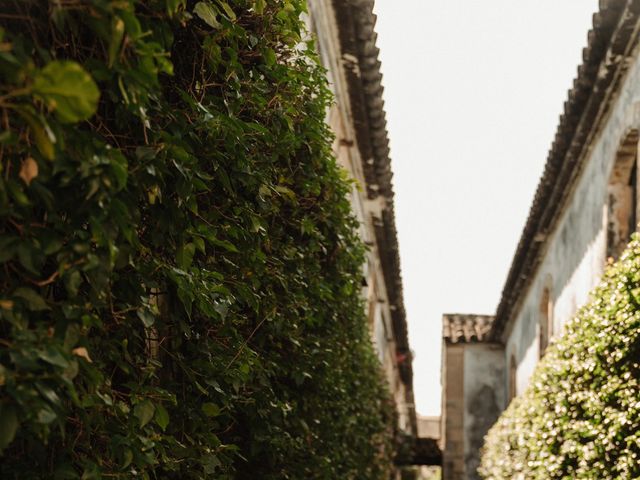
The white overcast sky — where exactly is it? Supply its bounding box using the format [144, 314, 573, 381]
[371, 0, 599, 415]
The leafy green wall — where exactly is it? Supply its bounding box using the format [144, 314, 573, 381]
[0, 1, 395, 478]
[480, 238, 640, 479]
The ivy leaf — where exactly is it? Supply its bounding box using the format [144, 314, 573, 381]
[134, 400, 155, 428]
[194, 2, 221, 29]
[32, 61, 100, 123]
[264, 48, 276, 66]
[201, 403, 221, 417]
[217, 1, 236, 21]
[155, 404, 170, 431]
[109, 151, 128, 191]
[13, 287, 49, 311]
[202, 454, 221, 474]
[177, 242, 196, 269]
[15, 107, 55, 160]
[108, 17, 125, 67]
[275, 185, 296, 201]
[167, 0, 187, 16]
[0, 404, 19, 450]
[137, 309, 156, 328]
[38, 347, 69, 368]
[253, 0, 266, 14]
[37, 406, 57, 424]
[7, 181, 30, 206]
[64, 270, 82, 298]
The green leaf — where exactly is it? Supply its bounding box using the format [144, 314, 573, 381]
[32, 61, 100, 123]
[15, 107, 55, 160]
[177, 242, 196, 269]
[137, 309, 156, 328]
[208, 237, 238, 253]
[121, 448, 133, 469]
[167, 0, 187, 16]
[38, 347, 70, 368]
[0, 236, 18, 263]
[194, 2, 221, 29]
[134, 400, 155, 428]
[202, 453, 221, 474]
[217, 1, 236, 20]
[37, 406, 57, 424]
[64, 271, 82, 298]
[201, 402, 221, 417]
[13, 287, 49, 311]
[253, 0, 266, 14]
[264, 48, 276, 66]
[0, 404, 18, 450]
[275, 185, 296, 201]
[109, 151, 128, 191]
[108, 17, 125, 67]
[36, 382, 62, 407]
[155, 404, 170, 431]
[7, 179, 30, 206]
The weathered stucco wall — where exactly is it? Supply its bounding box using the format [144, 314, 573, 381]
[442, 344, 465, 479]
[463, 345, 505, 480]
[442, 341, 505, 480]
[504, 43, 640, 398]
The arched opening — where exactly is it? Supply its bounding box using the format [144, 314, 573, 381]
[607, 129, 639, 261]
[539, 277, 553, 358]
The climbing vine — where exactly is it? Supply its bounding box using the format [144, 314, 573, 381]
[480, 237, 640, 479]
[0, 1, 395, 478]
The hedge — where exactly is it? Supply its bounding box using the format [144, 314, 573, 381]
[0, 1, 395, 478]
[480, 237, 640, 479]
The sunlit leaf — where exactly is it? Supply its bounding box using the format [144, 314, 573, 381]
[194, 2, 221, 28]
[33, 61, 100, 123]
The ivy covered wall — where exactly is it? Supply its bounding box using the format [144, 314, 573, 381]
[0, 1, 395, 478]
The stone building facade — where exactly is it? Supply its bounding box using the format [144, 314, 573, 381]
[306, 0, 423, 468]
[441, 315, 505, 480]
[441, 1, 640, 478]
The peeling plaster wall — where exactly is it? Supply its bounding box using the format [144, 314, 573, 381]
[504, 45, 640, 398]
[442, 342, 505, 480]
[463, 345, 505, 480]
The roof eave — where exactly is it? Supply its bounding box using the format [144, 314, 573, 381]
[332, 0, 416, 433]
[490, 0, 640, 341]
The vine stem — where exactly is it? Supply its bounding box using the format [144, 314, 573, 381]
[225, 315, 268, 371]
[0, 87, 32, 105]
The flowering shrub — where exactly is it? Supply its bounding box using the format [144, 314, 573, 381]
[480, 237, 640, 479]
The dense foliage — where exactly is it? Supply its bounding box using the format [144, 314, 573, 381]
[480, 237, 640, 479]
[0, 1, 395, 478]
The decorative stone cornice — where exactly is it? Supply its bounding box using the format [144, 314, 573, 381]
[442, 314, 495, 344]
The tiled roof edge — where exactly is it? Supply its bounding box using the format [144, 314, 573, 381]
[331, 0, 415, 432]
[491, 0, 640, 340]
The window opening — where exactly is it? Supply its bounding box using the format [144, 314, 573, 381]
[607, 130, 639, 260]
